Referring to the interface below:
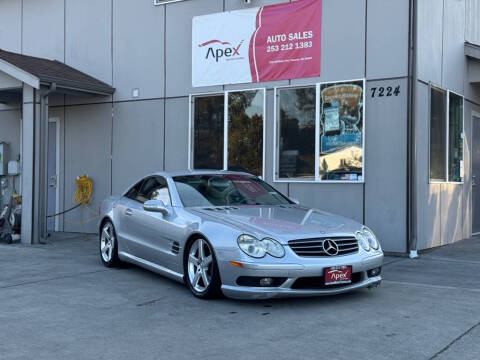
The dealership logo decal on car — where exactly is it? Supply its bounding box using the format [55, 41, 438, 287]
[326, 269, 349, 282]
[200, 39, 245, 62]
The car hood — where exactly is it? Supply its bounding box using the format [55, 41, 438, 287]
[188, 205, 362, 244]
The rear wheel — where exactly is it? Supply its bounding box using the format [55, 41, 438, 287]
[185, 238, 221, 299]
[100, 221, 120, 267]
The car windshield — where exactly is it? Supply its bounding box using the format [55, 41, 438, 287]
[173, 174, 292, 207]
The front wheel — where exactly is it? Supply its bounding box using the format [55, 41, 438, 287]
[185, 238, 221, 299]
[99, 220, 121, 267]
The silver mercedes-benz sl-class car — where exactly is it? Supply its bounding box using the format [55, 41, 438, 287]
[98, 171, 383, 299]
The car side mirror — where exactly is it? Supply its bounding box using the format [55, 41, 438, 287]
[143, 200, 169, 216]
[290, 197, 300, 205]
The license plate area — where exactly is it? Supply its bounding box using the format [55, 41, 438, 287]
[324, 266, 352, 286]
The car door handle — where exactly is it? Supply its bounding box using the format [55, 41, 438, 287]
[125, 209, 134, 216]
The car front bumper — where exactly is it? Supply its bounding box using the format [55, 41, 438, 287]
[217, 253, 384, 300]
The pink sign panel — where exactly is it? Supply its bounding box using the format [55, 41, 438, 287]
[192, 0, 322, 87]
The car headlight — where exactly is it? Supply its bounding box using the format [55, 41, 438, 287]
[262, 237, 285, 258]
[362, 227, 380, 250]
[355, 231, 370, 252]
[237, 235, 285, 258]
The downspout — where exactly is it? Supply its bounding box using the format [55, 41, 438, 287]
[407, 0, 418, 258]
[38, 83, 56, 244]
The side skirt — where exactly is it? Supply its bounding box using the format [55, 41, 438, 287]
[119, 251, 184, 284]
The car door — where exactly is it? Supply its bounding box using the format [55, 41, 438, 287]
[127, 176, 176, 267]
[115, 179, 145, 255]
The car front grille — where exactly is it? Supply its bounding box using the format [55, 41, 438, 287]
[288, 236, 359, 257]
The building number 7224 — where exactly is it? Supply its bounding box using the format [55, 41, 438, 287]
[370, 86, 400, 98]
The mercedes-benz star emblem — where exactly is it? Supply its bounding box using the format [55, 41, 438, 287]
[323, 239, 339, 256]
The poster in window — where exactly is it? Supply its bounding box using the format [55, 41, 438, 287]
[323, 102, 340, 135]
[320, 81, 363, 181]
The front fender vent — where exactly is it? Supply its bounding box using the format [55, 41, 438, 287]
[171, 241, 180, 255]
[203, 206, 239, 211]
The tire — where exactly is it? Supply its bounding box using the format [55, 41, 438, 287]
[99, 220, 121, 268]
[184, 237, 222, 299]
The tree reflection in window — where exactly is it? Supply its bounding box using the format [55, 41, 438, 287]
[228, 90, 264, 176]
[278, 87, 316, 178]
[193, 95, 224, 170]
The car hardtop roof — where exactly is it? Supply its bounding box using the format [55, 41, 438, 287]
[148, 169, 254, 179]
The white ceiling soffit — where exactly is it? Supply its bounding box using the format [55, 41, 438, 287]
[0, 58, 40, 89]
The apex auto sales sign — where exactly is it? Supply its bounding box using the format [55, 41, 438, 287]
[192, 0, 322, 87]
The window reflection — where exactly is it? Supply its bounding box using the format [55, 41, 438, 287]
[228, 90, 264, 176]
[320, 81, 363, 181]
[448, 93, 463, 182]
[278, 87, 316, 179]
[430, 87, 447, 181]
[193, 95, 224, 170]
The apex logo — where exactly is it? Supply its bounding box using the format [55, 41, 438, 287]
[199, 39, 244, 62]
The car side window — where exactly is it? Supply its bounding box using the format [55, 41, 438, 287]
[125, 180, 144, 201]
[137, 176, 171, 206]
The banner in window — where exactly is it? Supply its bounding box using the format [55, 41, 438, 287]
[192, 0, 322, 87]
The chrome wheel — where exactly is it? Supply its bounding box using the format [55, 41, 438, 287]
[100, 222, 115, 262]
[187, 239, 213, 293]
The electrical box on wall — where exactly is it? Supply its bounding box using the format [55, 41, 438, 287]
[0, 142, 9, 176]
[8, 161, 19, 175]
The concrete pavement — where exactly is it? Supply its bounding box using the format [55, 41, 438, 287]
[0, 234, 479, 360]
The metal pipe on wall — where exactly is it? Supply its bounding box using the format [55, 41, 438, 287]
[38, 83, 56, 244]
[407, 0, 418, 258]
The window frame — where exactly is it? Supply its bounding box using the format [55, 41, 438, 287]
[428, 83, 465, 185]
[273, 78, 366, 184]
[125, 176, 173, 205]
[188, 88, 266, 179]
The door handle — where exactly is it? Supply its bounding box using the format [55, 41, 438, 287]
[473, 175, 477, 187]
[125, 209, 134, 216]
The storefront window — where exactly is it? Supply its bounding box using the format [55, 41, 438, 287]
[274, 80, 365, 182]
[191, 90, 265, 176]
[429, 87, 447, 181]
[448, 92, 463, 182]
[320, 81, 364, 181]
[228, 90, 264, 176]
[277, 87, 316, 179]
[193, 95, 224, 170]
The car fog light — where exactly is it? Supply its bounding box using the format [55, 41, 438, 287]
[367, 267, 382, 277]
[260, 278, 274, 287]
